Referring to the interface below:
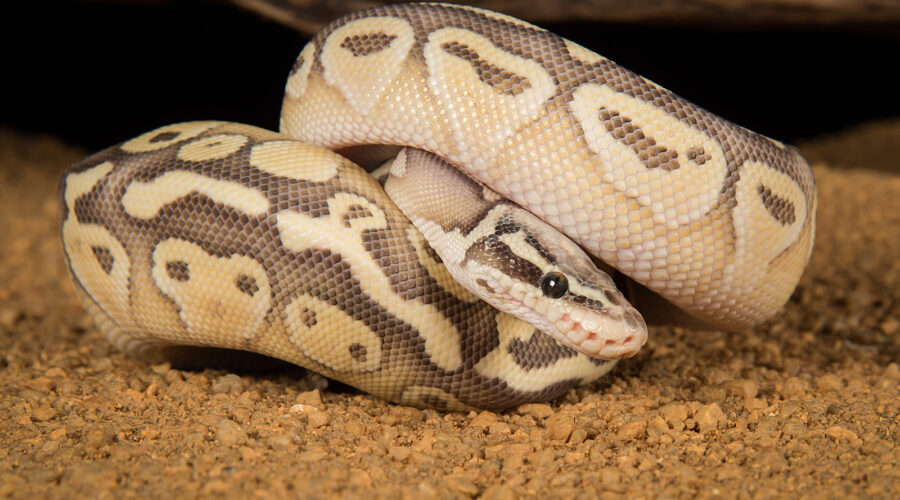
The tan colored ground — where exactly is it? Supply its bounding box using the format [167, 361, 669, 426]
[1, 121, 898, 498]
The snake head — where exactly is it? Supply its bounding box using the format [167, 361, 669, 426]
[466, 210, 648, 361]
[386, 148, 648, 361]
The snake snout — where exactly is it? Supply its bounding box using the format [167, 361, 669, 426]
[556, 308, 648, 360]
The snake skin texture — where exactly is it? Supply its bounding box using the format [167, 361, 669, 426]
[59, 3, 816, 410]
[281, 3, 816, 330]
[60, 122, 617, 410]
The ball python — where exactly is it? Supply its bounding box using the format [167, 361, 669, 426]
[59, 3, 816, 410]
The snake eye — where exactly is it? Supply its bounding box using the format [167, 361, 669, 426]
[540, 271, 568, 299]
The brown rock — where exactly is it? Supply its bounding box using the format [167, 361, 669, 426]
[215, 418, 247, 445]
[648, 415, 669, 433]
[695, 403, 725, 433]
[388, 445, 411, 462]
[659, 403, 690, 431]
[726, 379, 759, 399]
[517, 403, 553, 419]
[389, 406, 424, 424]
[470, 411, 499, 428]
[825, 425, 859, 443]
[84, 424, 116, 449]
[31, 405, 57, 422]
[307, 411, 329, 429]
[546, 413, 575, 441]
[481, 485, 516, 500]
[211, 374, 244, 394]
[880, 318, 899, 334]
[816, 374, 844, 392]
[617, 419, 647, 441]
[782, 377, 809, 397]
[25, 377, 56, 392]
[295, 389, 323, 407]
[445, 475, 479, 496]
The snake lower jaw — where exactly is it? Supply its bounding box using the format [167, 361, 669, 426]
[554, 311, 648, 360]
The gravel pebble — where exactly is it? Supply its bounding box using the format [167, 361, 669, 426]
[617, 419, 647, 440]
[517, 403, 553, 419]
[695, 403, 725, 433]
[546, 413, 575, 441]
[815, 373, 845, 392]
[445, 475, 479, 496]
[215, 418, 247, 445]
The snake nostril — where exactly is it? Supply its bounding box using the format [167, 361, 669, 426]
[623, 336, 632, 344]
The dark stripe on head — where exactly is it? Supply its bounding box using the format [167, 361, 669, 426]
[465, 234, 543, 285]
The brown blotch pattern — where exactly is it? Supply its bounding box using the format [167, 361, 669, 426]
[235, 274, 260, 297]
[341, 204, 374, 227]
[91, 246, 114, 275]
[507, 332, 577, 370]
[599, 108, 680, 171]
[150, 131, 180, 144]
[166, 260, 190, 282]
[475, 278, 494, 294]
[441, 41, 532, 96]
[686, 146, 712, 165]
[757, 185, 797, 225]
[349, 343, 367, 363]
[289, 55, 305, 75]
[340, 33, 398, 57]
[300, 306, 317, 328]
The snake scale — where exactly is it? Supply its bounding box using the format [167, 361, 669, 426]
[59, 3, 816, 410]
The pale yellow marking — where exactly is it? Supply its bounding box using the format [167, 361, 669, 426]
[276, 193, 464, 371]
[120, 122, 222, 153]
[405, 228, 479, 304]
[564, 39, 607, 65]
[151, 238, 271, 345]
[481, 186, 503, 203]
[285, 293, 381, 373]
[733, 160, 807, 271]
[176, 134, 248, 162]
[62, 221, 132, 326]
[121, 170, 269, 219]
[321, 17, 415, 116]
[249, 140, 340, 182]
[63, 161, 113, 209]
[498, 230, 552, 269]
[62, 162, 132, 331]
[424, 27, 555, 168]
[473, 314, 615, 392]
[284, 42, 316, 99]
[386, 149, 408, 177]
[410, 205, 508, 266]
[572, 83, 727, 228]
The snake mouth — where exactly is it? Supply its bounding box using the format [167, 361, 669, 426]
[555, 311, 647, 360]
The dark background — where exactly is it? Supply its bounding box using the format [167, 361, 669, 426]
[4, 0, 899, 153]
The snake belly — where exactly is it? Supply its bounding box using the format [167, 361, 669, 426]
[59, 121, 616, 410]
[281, 2, 817, 330]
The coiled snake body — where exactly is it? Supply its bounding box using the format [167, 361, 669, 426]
[59, 3, 816, 410]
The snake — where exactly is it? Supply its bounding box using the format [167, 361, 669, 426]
[59, 3, 816, 410]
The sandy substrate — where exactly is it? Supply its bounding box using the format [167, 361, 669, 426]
[1, 121, 898, 498]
